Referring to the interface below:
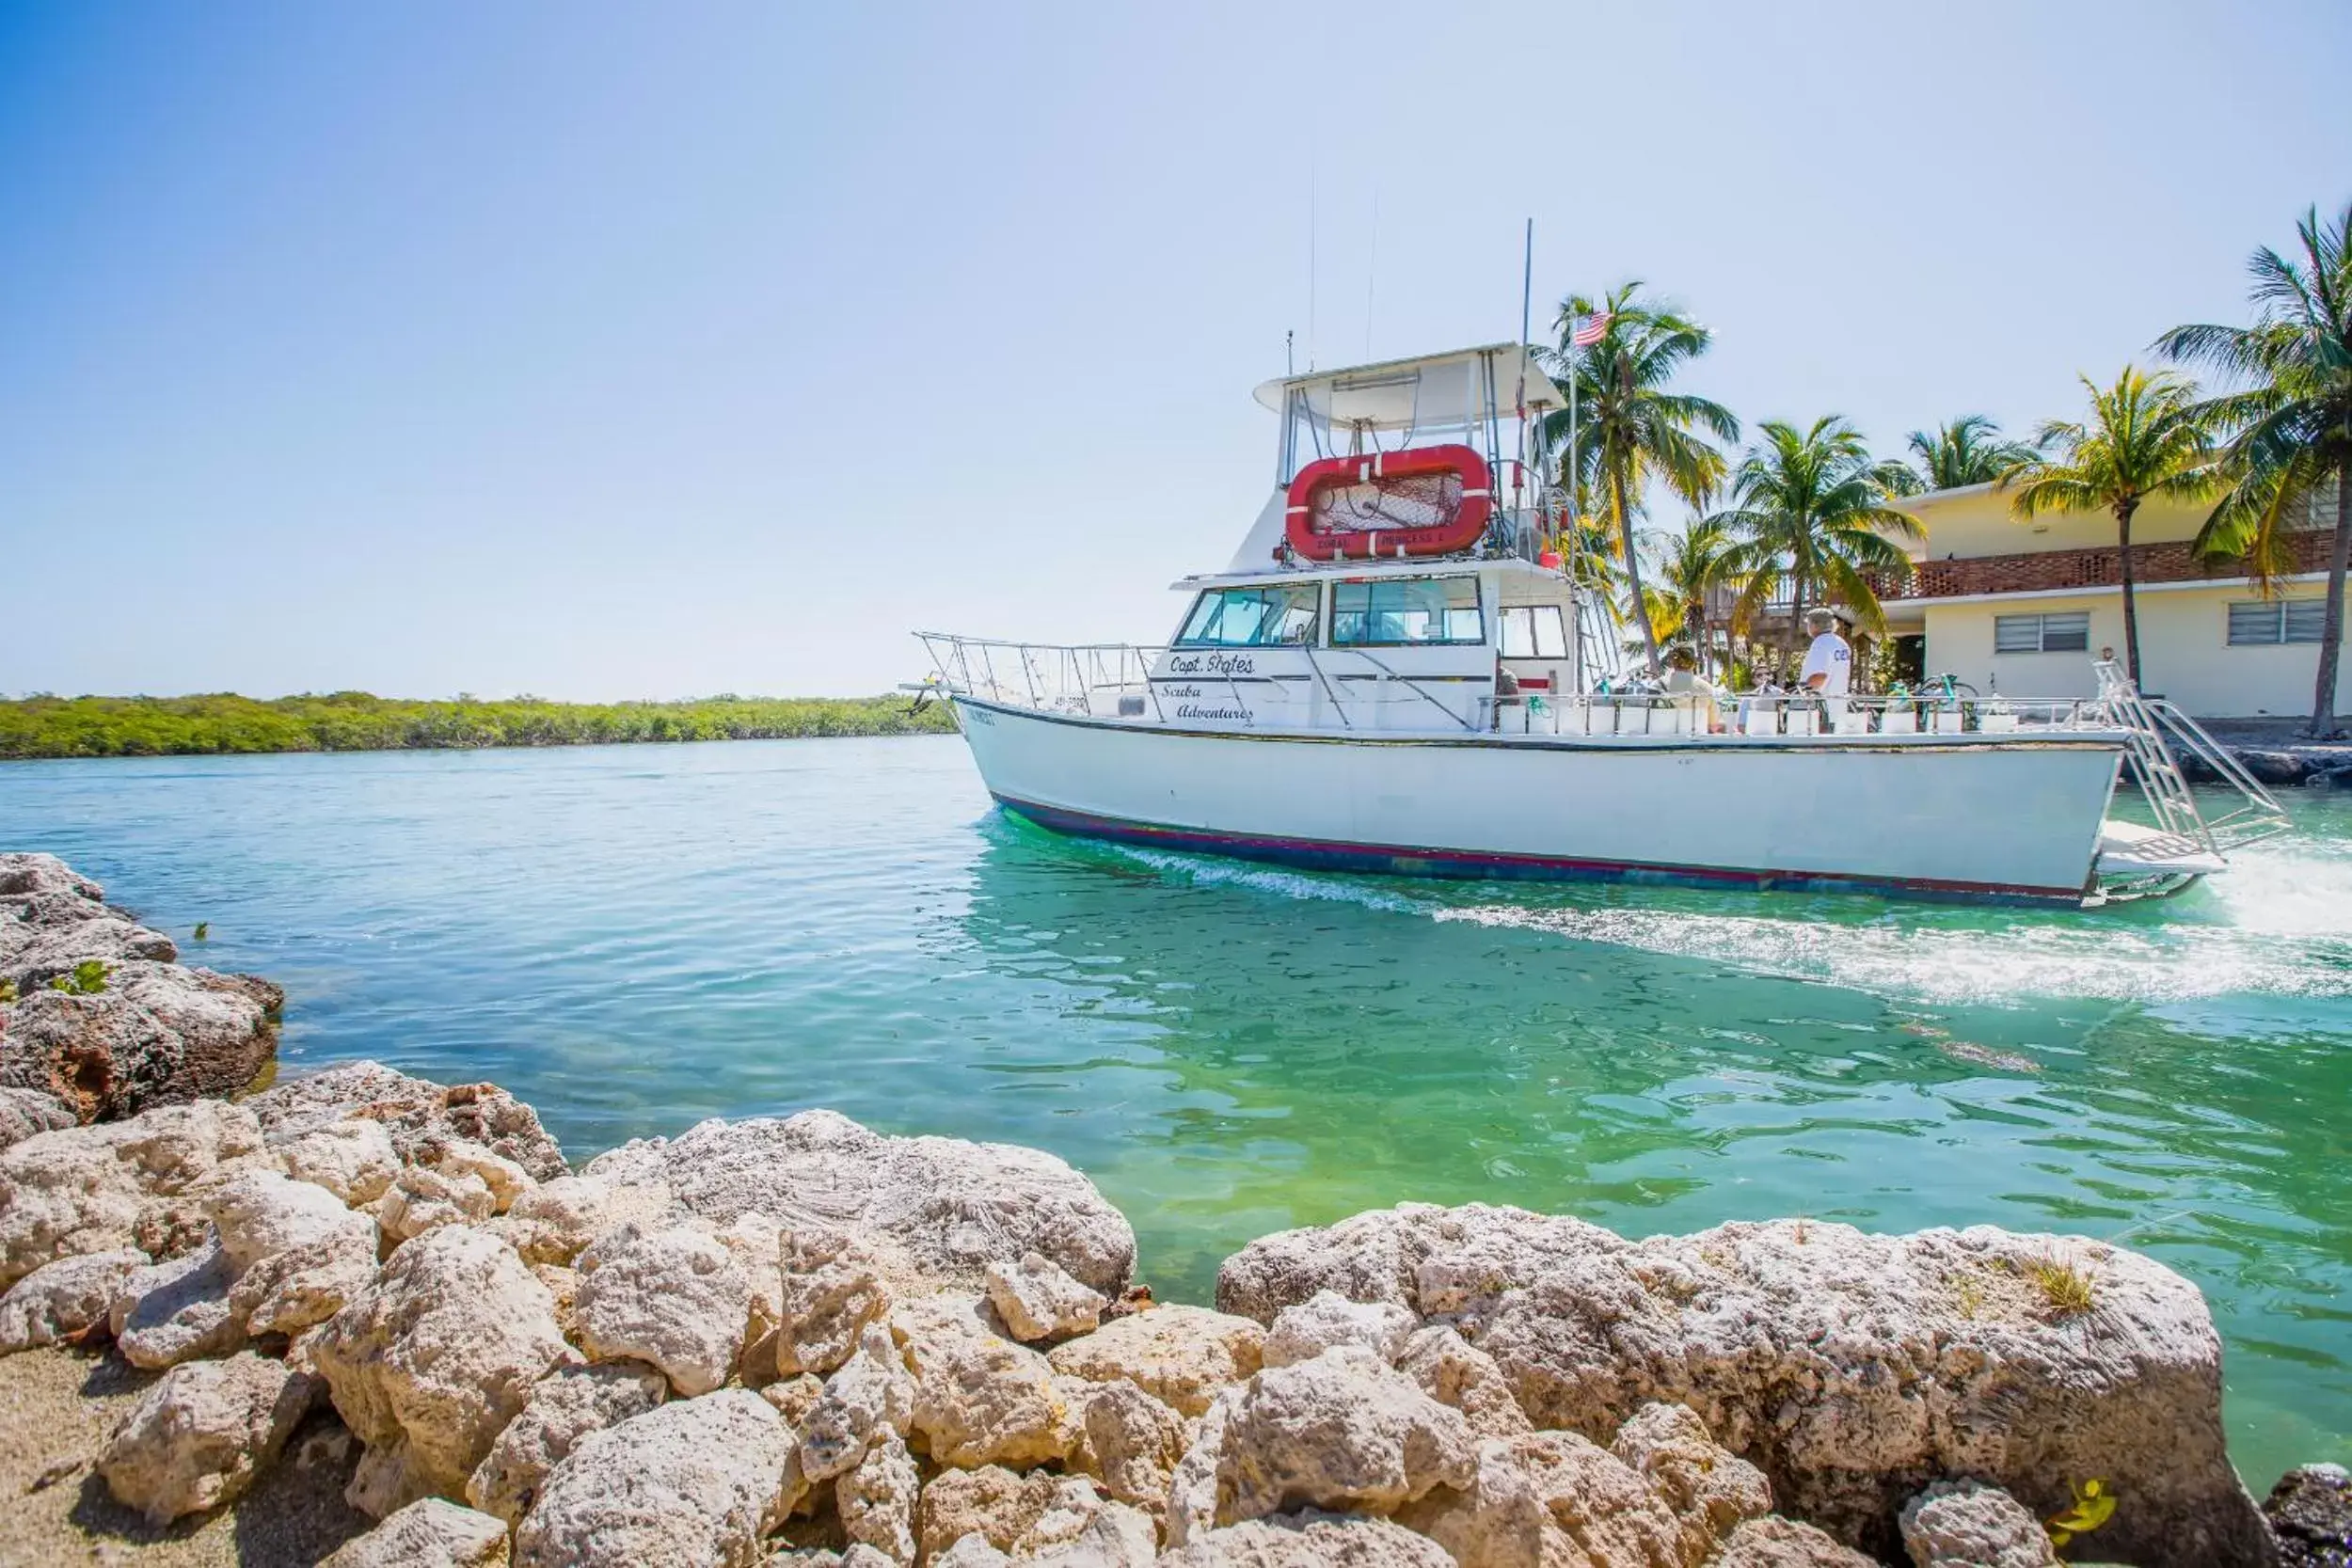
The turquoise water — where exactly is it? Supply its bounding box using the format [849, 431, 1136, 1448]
[2, 736, 2347, 1483]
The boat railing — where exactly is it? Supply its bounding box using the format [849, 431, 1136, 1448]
[915, 633, 1170, 721]
[1486, 689, 2112, 737]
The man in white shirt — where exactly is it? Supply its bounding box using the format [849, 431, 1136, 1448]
[1800, 609, 1851, 695]
[1800, 608, 1851, 729]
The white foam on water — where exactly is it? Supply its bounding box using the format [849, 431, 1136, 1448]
[1105, 829, 2352, 1010]
[1434, 901, 2352, 1006]
[1103, 846, 1428, 915]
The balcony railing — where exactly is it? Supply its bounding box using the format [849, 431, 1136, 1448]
[1867, 529, 2334, 603]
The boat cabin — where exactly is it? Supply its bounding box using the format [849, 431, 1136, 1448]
[1155, 558, 1578, 732]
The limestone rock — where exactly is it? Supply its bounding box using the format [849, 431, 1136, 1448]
[0, 850, 105, 902]
[801, 1323, 916, 1481]
[1007, 1476, 1155, 1563]
[714, 1209, 786, 1379]
[933, 1540, 1017, 1568]
[307, 1224, 570, 1513]
[1159, 1509, 1458, 1566]
[321, 1497, 512, 1567]
[376, 1164, 499, 1243]
[1395, 1429, 1686, 1568]
[1714, 1515, 1881, 1568]
[1076, 1377, 1189, 1513]
[0, 1084, 76, 1148]
[250, 1060, 567, 1181]
[1611, 1401, 1772, 1563]
[0, 961, 278, 1120]
[1262, 1290, 1416, 1369]
[466, 1359, 669, 1525]
[231, 1231, 381, 1338]
[763, 1370, 825, 1425]
[1220, 1204, 2272, 1565]
[208, 1168, 374, 1273]
[1045, 1304, 1265, 1418]
[278, 1117, 402, 1207]
[1165, 1387, 1232, 1549]
[986, 1250, 1104, 1343]
[511, 1388, 795, 1568]
[97, 1350, 320, 1525]
[580, 1109, 1135, 1293]
[919, 1465, 1061, 1560]
[2, 914, 178, 990]
[490, 1174, 675, 1266]
[0, 1098, 270, 1291]
[114, 1237, 245, 1369]
[1899, 1480, 2059, 1567]
[898, 1291, 1075, 1469]
[1200, 1346, 1473, 1530]
[839, 1429, 921, 1564]
[777, 1229, 894, 1376]
[435, 1139, 534, 1213]
[0, 1246, 146, 1352]
[2266, 1464, 2352, 1568]
[1394, 1325, 1530, 1439]
[574, 1222, 751, 1397]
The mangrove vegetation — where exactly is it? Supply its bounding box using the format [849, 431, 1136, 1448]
[0, 691, 955, 760]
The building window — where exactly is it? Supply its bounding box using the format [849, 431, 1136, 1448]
[1175, 585, 1320, 647]
[2227, 599, 2326, 645]
[1331, 576, 1485, 647]
[1994, 611, 2090, 654]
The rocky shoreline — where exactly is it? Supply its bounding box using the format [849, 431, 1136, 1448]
[2183, 722, 2352, 789]
[2, 850, 2346, 1568]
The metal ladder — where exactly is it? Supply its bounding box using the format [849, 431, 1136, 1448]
[2095, 662, 2291, 855]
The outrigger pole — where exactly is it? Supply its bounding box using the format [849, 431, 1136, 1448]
[1517, 219, 1533, 525]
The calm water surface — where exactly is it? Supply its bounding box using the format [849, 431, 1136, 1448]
[3, 736, 2346, 1481]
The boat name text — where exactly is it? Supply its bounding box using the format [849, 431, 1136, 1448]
[1168, 653, 1257, 676]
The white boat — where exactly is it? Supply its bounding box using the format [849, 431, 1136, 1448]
[914, 345, 2288, 907]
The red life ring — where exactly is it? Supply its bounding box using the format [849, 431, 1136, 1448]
[1283, 443, 1493, 562]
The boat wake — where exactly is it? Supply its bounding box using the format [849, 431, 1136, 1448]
[1103, 827, 2352, 1009]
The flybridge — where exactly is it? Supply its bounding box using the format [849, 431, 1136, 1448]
[1229, 344, 1575, 578]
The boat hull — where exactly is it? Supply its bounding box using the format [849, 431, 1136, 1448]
[952, 696, 2128, 906]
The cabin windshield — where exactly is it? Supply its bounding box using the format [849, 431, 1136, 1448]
[1499, 604, 1569, 659]
[1330, 576, 1484, 647]
[1175, 584, 1319, 647]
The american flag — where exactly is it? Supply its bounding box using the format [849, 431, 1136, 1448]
[1570, 311, 1611, 348]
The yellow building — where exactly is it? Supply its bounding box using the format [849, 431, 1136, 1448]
[1878, 483, 2344, 721]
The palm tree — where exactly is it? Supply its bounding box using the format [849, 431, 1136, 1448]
[1644, 517, 1738, 677]
[1879, 415, 2042, 496]
[2157, 203, 2352, 736]
[1711, 418, 1923, 668]
[1537, 283, 1738, 677]
[2000, 369, 2221, 686]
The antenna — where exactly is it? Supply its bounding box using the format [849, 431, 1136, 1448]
[1364, 187, 1379, 361]
[1518, 218, 1534, 356]
[1285, 329, 1295, 376]
[1307, 162, 1318, 371]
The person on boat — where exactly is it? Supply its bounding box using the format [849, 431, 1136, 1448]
[1663, 647, 1723, 733]
[1800, 608, 1852, 731]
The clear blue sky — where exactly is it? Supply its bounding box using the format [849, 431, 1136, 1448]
[4, 2, 2346, 700]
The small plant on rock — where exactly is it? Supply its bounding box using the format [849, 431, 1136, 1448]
[2046, 1477, 2116, 1550]
[2028, 1255, 2096, 1317]
[48, 960, 109, 996]
[0, 978, 16, 1004]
